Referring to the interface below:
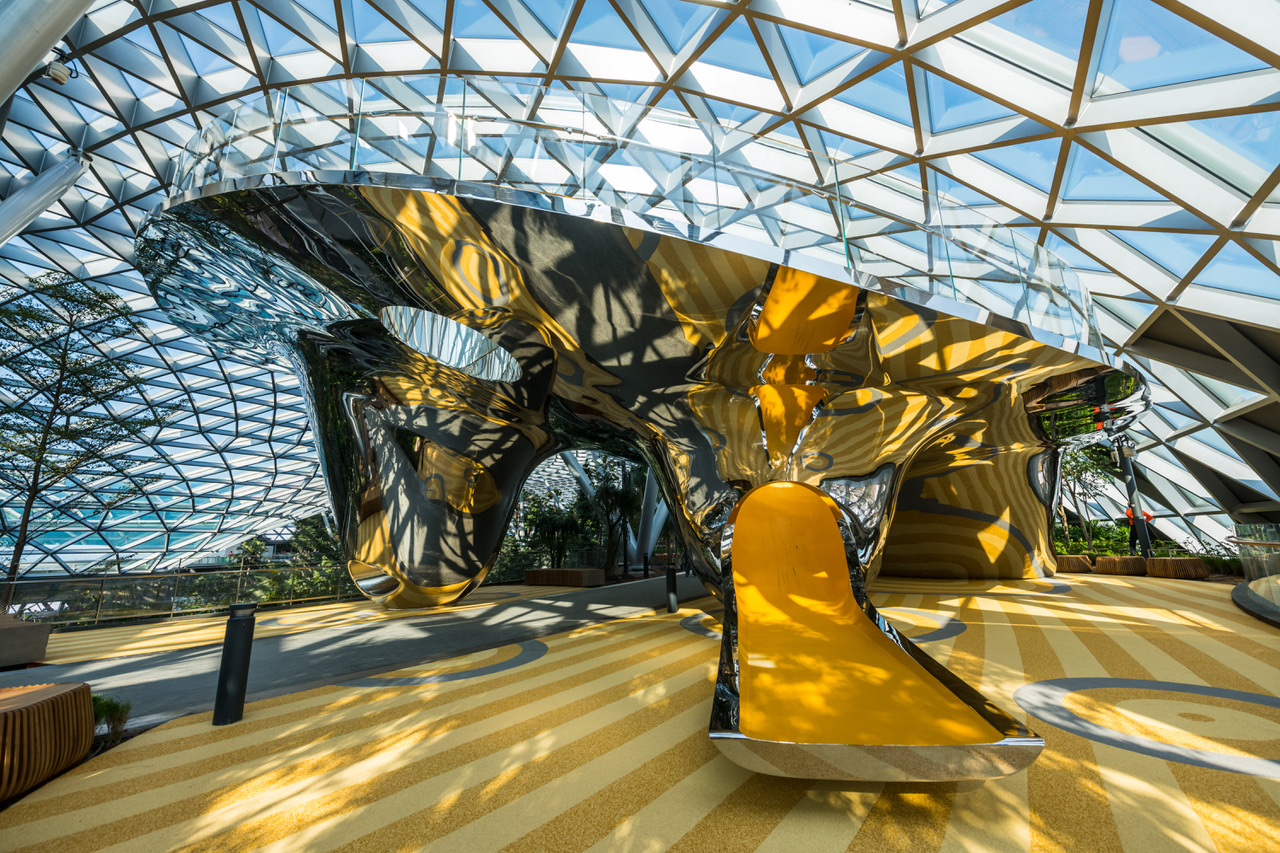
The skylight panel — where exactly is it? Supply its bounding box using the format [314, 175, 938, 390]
[776, 24, 860, 86]
[256, 12, 317, 57]
[1061, 144, 1166, 201]
[351, 0, 408, 42]
[643, 0, 717, 54]
[1113, 229, 1215, 279]
[1093, 0, 1267, 95]
[1192, 240, 1280, 300]
[971, 0, 1089, 63]
[451, 0, 516, 38]
[972, 137, 1062, 192]
[694, 18, 771, 79]
[833, 64, 912, 125]
[923, 72, 1017, 133]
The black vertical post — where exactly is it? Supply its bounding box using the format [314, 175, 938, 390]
[212, 602, 257, 725]
[643, 552, 650, 579]
[1115, 436, 1151, 559]
[666, 565, 678, 613]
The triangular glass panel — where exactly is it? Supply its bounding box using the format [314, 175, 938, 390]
[776, 23, 861, 85]
[1113, 229, 1215, 278]
[1061, 144, 1166, 201]
[705, 97, 761, 125]
[817, 128, 876, 161]
[979, 0, 1089, 62]
[1184, 112, 1280, 184]
[924, 72, 1017, 132]
[572, 0, 646, 50]
[834, 63, 912, 124]
[930, 169, 1004, 209]
[1094, 0, 1266, 94]
[528, 0, 576, 33]
[695, 17, 771, 78]
[256, 13, 316, 56]
[1044, 234, 1107, 271]
[177, 32, 237, 74]
[1192, 240, 1280, 299]
[973, 137, 1062, 191]
[641, 0, 717, 54]
[196, 4, 242, 36]
[451, 0, 516, 38]
[351, 0, 406, 42]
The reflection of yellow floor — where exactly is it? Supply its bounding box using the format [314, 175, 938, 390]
[4, 575, 1278, 852]
[42, 585, 580, 665]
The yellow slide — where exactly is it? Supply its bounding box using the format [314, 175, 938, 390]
[730, 481, 1000, 747]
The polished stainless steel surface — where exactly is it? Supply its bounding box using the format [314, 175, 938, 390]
[164, 76, 1103, 355]
[136, 143, 1144, 779]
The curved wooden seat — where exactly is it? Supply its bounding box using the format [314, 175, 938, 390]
[0, 682, 94, 803]
[1094, 556, 1147, 576]
[1147, 557, 1210, 580]
[1056, 555, 1093, 573]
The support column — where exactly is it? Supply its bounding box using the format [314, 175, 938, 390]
[1114, 435, 1151, 559]
[636, 468, 660, 562]
[0, 0, 92, 108]
[0, 153, 89, 247]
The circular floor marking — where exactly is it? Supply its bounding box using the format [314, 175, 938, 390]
[1014, 677, 1280, 779]
[877, 607, 966, 643]
[680, 609, 723, 639]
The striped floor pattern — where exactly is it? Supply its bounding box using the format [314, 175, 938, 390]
[3, 575, 1278, 852]
[42, 585, 583, 665]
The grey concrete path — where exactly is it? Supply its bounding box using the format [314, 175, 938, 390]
[0, 574, 711, 730]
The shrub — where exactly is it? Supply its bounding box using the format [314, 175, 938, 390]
[92, 693, 132, 747]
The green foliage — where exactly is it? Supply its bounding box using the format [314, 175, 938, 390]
[91, 693, 131, 747]
[1057, 444, 1117, 552]
[1053, 520, 1131, 556]
[231, 536, 270, 571]
[523, 490, 583, 568]
[286, 514, 344, 567]
[487, 534, 540, 583]
[0, 273, 175, 595]
[582, 457, 644, 575]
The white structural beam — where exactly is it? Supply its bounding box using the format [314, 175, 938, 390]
[0, 153, 88, 248]
[0, 0, 93, 107]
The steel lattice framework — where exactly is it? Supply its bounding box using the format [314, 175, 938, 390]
[3, 0, 1280, 573]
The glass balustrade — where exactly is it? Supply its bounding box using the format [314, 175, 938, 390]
[169, 75, 1100, 349]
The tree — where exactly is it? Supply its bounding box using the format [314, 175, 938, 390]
[1057, 444, 1115, 553]
[583, 457, 644, 577]
[0, 273, 171, 605]
[524, 490, 583, 568]
[287, 513, 344, 567]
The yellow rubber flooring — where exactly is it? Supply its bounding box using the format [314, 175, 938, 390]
[4, 574, 1279, 852]
[42, 584, 583, 664]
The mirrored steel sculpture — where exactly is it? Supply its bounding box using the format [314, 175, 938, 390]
[136, 93, 1145, 782]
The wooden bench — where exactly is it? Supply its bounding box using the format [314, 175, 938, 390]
[0, 682, 94, 802]
[1094, 556, 1147, 576]
[525, 568, 606, 587]
[1146, 557, 1210, 580]
[1056, 555, 1093, 573]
